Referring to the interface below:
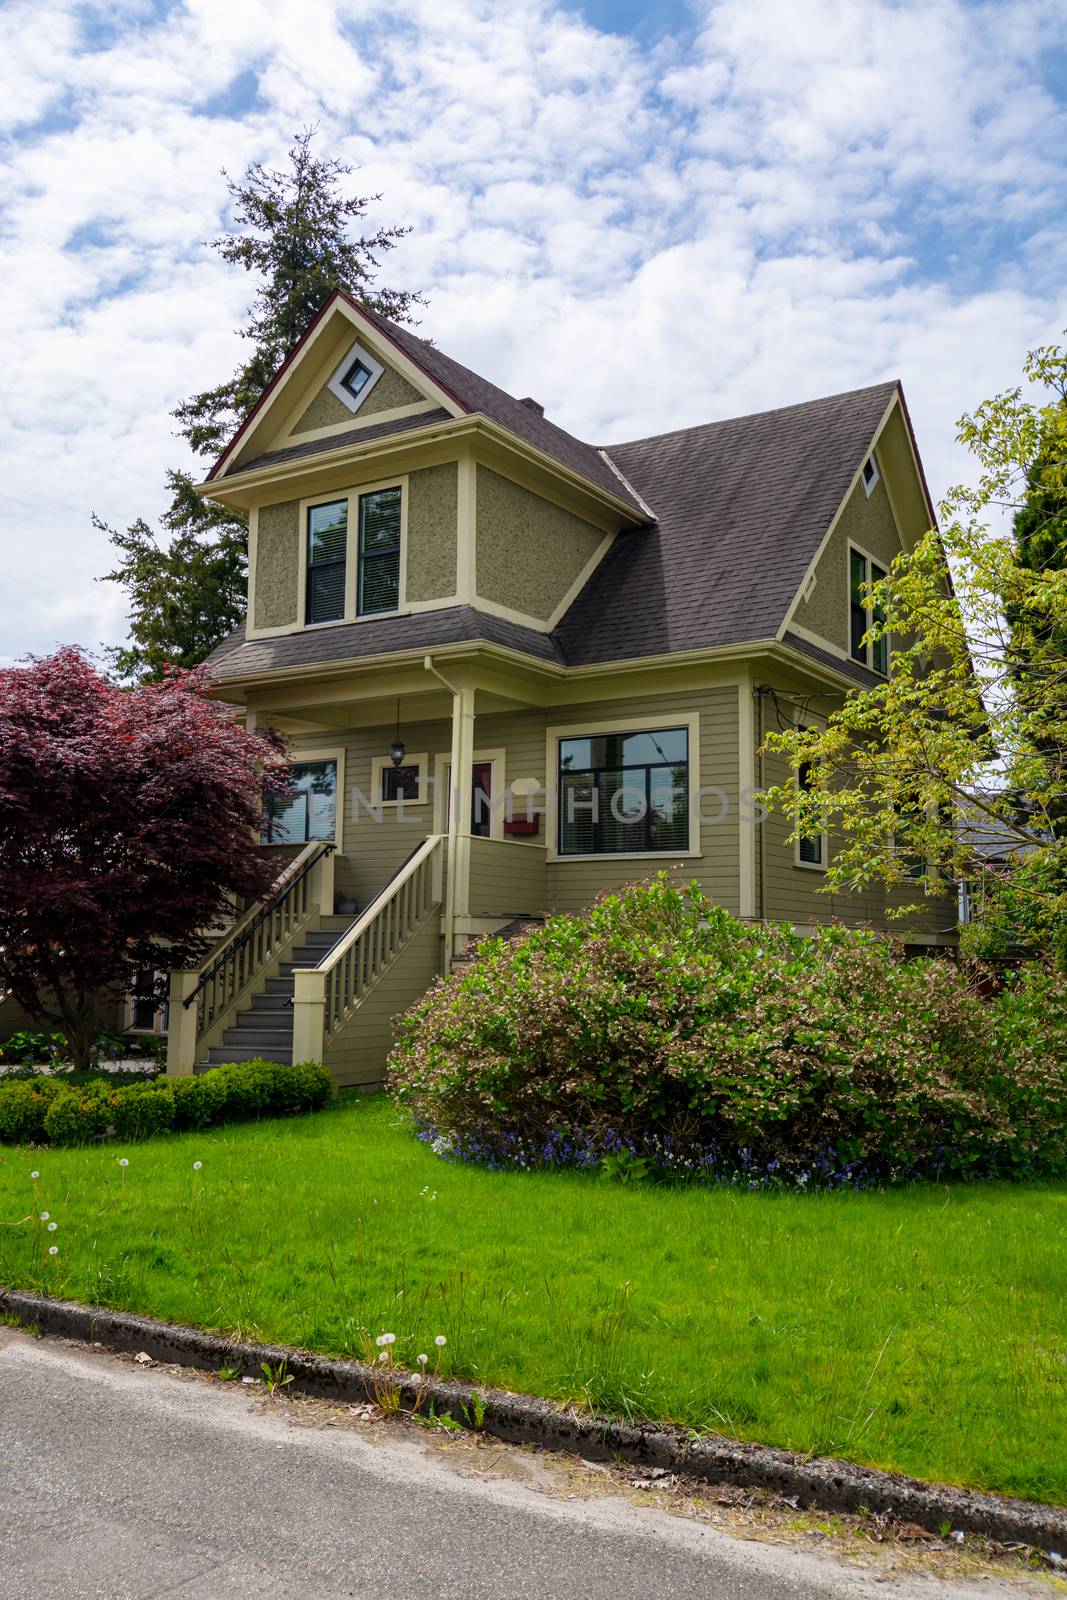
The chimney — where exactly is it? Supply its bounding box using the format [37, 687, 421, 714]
[519, 397, 544, 416]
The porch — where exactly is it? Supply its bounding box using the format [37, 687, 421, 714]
[167, 662, 556, 1087]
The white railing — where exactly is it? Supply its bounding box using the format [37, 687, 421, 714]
[167, 841, 335, 1075]
[292, 834, 444, 1061]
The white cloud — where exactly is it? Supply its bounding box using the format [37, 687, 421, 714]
[0, 0, 1064, 661]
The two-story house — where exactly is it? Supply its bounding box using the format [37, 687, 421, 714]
[165, 289, 950, 1087]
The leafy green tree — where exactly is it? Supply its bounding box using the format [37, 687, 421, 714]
[759, 342, 1067, 958]
[100, 128, 421, 681]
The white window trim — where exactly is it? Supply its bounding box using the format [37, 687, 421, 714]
[793, 724, 828, 873]
[544, 712, 701, 864]
[432, 748, 507, 841]
[371, 751, 430, 809]
[263, 746, 346, 852]
[325, 339, 386, 416]
[861, 453, 880, 497]
[296, 475, 409, 631]
[126, 975, 168, 1035]
[847, 540, 891, 678]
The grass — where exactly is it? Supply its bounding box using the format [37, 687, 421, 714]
[1, 1094, 1064, 1505]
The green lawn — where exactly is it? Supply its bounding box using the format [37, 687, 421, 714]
[1, 1094, 1064, 1504]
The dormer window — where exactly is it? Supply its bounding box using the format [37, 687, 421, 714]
[861, 454, 880, 496]
[325, 339, 385, 415]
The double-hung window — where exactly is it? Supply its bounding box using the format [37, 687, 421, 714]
[358, 487, 402, 616]
[557, 726, 689, 856]
[306, 500, 348, 624]
[304, 487, 402, 625]
[849, 547, 888, 674]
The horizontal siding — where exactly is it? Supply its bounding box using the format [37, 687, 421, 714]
[286, 716, 452, 910]
[756, 685, 956, 938]
[544, 686, 741, 916]
[468, 837, 547, 916]
[323, 914, 442, 1088]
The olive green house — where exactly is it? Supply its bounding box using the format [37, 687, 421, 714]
[166, 290, 949, 1087]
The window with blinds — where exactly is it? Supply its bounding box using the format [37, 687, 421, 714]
[306, 500, 348, 624]
[557, 727, 689, 856]
[358, 487, 401, 616]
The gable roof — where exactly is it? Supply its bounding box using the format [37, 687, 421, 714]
[552, 380, 900, 667]
[208, 290, 646, 516]
[202, 338, 912, 687]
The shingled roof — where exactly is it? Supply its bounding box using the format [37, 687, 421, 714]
[204, 356, 902, 685]
[353, 300, 646, 513]
[553, 380, 899, 666]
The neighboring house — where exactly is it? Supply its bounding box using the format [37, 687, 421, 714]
[166, 290, 953, 1087]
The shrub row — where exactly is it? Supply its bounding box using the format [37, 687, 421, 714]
[389, 875, 1067, 1186]
[0, 1059, 332, 1147]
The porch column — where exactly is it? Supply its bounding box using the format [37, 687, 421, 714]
[165, 970, 199, 1077]
[445, 683, 476, 961]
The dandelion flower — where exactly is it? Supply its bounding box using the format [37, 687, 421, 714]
[48, 1246, 58, 1257]
[47, 1222, 57, 1233]
[434, 1335, 447, 1347]
[118, 1158, 129, 1169]
[192, 1161, 202, 1172]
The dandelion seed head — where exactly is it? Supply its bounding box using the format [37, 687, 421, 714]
[378, 1351, 388, 1363]
[118, 1158, 129, 1169]
[39, 1211, 49, 1221]
[192, 1161, 202, 1171]
[30, 1171, 40, 1180]
[48, 1245, 58, 1256]
[434, 1335, 447, 1347]
[47, 1222, 57, 1232]
[417, 1354, 428, 1366]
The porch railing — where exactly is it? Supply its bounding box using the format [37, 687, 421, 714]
[292, 834, 444, 1061]
[167, 840, 334, 1074]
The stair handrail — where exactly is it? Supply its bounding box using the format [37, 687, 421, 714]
[183, 840, 334, 1010]
[314, 835, 440, 975]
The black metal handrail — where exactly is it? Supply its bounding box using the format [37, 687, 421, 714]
[183, 842, 335, 1009]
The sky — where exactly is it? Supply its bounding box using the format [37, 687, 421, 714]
[1, 0, 1065, 665]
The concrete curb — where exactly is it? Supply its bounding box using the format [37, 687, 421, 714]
[3, 1287, 1063, 1551]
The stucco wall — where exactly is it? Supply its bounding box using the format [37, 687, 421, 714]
[254, 500, 300, 630]
[475, 466, 604, 623]
[406, 463, 458, 602]
[797, 475, 902, 653]
[291, 362, 427, 436]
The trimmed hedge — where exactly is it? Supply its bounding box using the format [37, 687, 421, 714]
[389, 875, 1067, 1186]
[0, 1060, 332, 1147]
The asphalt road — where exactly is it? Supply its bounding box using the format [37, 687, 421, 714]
[0, 1330, 1029, 1599]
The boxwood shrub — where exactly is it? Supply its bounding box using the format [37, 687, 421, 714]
[0, 1059, 332, 1147]
[389, 875, 1067, 1186]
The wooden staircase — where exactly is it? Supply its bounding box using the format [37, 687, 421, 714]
[194, 916, 353, 1073]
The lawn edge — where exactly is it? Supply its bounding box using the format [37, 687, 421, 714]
[3, 1286, 1063, 1549]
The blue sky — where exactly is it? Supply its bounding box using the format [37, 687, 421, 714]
[1, 0, 1065, 662]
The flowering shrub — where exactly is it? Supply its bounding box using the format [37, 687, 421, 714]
[389, 876, 1067, 1186]
[0, 1059, 332, 1146]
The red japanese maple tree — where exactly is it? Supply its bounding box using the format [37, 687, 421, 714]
[0, 648, 285, 1068]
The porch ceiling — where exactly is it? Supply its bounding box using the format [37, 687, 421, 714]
[253, 683, 528, 734]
